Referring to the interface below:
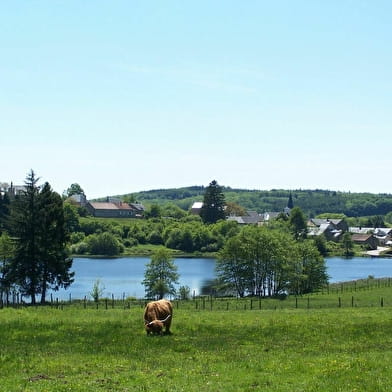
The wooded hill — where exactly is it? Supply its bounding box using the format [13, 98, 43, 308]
[113, 186, 392, 218]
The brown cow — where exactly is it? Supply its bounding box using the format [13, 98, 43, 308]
[143, 299, 173, 335]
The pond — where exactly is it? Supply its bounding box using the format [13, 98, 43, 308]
[48, 256, 392, 301]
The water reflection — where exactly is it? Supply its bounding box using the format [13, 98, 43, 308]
[49, 256, 392, 301]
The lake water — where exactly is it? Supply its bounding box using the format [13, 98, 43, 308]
[49, 256, 392, 301]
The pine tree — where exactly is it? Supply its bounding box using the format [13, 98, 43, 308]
[0, 192, 11, 233]
[287, 192, 294, 209]
[38, 182, 74, 303]
[200, 180, 226, 224]
[10, 170, 42, 304]
[9, 170, 74, 304]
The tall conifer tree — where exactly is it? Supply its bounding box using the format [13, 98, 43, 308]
[38, 182, 74, 303]
[200, 180, 226, 224]
[0, 192, 11, 233]
[9, 170, 73, 304]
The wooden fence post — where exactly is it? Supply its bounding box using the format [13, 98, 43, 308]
[338, 297, 341, 308]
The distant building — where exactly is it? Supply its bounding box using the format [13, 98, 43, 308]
[351, 233, 378, 250]
[86, 198, 145, 218]
[190, 201, 203, 215]
[349, 227, 392, 246]
[307, 218, 348, 241]
[227, 210, 264, 225]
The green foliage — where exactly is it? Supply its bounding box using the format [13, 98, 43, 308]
[8, 171, 74, 304]
[0, 232, 15, 293]
[289, 206, 308, 240]
[0, 191, 10, 233]
[70, 231, 85, 244]
[217, 226, 327, 297]
[385, 211, 392, 225]
[177, 285, 191, 300]
[200, 180, 226, 224]
[225, 201, 246, 216]
[342, 232, 354, 257]
[161, 203, 187, 219]
[127, 186, 392, 218]
[63, 202, 80, 233]
[313, 234, 328, 256]
[85, 232, 122, 256]
[291, 241, 328, 294]
[145, 203, 161, 218]
[65, 183, 85, 197]
[366, 215, 385, 228]
[90, 279, 105, 302]
[142, 247, 179, 299]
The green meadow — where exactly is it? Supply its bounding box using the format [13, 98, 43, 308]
[2, 285, 392, 391]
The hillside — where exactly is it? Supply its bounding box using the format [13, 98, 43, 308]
[112, 186, 392, 218]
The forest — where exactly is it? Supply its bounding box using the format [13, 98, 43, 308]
[115, 186, 392, 218]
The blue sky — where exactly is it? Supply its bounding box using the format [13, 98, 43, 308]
[2, 1, 391, 198]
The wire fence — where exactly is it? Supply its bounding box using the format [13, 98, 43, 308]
[2, 277, 392, 311]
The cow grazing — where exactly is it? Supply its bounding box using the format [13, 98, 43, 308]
[143, 299, 173, 335]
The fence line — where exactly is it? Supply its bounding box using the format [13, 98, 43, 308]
[1, 277, 391, 311]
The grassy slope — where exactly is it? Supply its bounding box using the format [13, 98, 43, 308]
[2, 292, 392, 392]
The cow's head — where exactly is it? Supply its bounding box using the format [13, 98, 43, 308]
[144, 314, 171, 335]
[145, 320, 164, 334]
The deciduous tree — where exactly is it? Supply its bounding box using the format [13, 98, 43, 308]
[65, 183, 85, 197]
[289, 207, 308, 240]
[142, 247, 179, 299]
[217, 226, 327, 297]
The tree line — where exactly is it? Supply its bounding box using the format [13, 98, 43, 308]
[123, 186, 392, 219]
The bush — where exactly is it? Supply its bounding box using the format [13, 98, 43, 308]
[147, 230, 163, 245]
[70, 232, 85, 244]
[123, 238, 139, 248]
[86, 232, 121, 255]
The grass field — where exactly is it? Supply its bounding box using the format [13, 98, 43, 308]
[2, 286, 392, 391]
